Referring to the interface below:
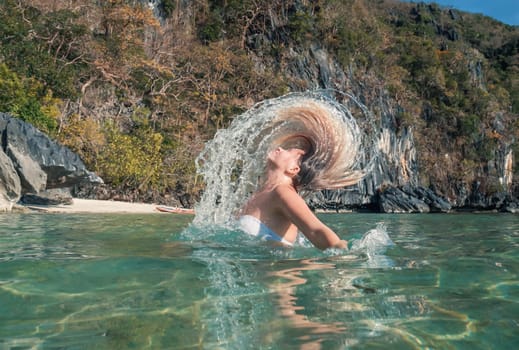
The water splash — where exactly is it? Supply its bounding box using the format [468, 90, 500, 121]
[350, 223, 395, 268]
[186, 92, 386, 345]
[194, 90, 379, 228]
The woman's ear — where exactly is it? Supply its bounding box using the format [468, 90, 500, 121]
[286, 164, 301, 177]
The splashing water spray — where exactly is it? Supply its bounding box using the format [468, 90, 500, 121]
[190, 91, 391, 346]
[193, 90, 380, 229]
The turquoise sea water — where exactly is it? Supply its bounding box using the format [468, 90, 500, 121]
[0, 213, 518, 349]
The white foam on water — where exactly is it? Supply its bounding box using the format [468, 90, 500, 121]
[350, 223, 395, 268]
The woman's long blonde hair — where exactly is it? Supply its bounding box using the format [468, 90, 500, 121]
[194, 91, 376, 226]
[270, 102, 365, 192]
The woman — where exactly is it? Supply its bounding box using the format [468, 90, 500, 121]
[239, 143, 349, 250]
[194, 94, 369, 248]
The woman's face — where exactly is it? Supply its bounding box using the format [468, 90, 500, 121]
[267, 147, 305, 176]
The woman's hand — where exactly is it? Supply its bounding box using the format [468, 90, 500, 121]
[331, 239, 348, 249]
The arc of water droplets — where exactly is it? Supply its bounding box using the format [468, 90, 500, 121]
[194, 90, 379, 228]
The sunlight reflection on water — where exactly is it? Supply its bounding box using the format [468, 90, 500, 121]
[0, 213, 518, 349]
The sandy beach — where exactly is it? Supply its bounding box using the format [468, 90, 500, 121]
[16, 198, 184, 214]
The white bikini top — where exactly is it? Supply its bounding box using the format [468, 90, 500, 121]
[238, 215, 293, 246]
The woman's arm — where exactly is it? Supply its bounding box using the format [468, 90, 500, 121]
[274, 185, 347, 250]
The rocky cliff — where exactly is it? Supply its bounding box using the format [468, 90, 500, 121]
[234, 2, 517, 213]
[282, 43, 517, 213]
[109, 1, 519, 212]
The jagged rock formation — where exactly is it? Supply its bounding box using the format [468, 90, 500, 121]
[277, 42, 515, 213]
[378, 185, 452, 213]
[280, 43, 449, 212]
[0, 113, 102, 211]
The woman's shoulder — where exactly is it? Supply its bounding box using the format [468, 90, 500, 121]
[272, 183, 300, 201]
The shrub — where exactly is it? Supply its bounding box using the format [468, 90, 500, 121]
[96, 124, 164, 191]
[0, 64, 59, 134]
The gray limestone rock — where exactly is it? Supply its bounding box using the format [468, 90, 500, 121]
[0, 148, 22, 211]
[0, 112, 103, 211]
[1, 113, 102, 189]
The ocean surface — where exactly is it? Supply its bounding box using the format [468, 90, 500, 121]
[0, 213, 517, 349]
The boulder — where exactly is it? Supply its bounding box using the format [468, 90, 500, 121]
[502, 200, 519, 214]
[6, 146, 47, 193]
[20, 188, 73, 206]
[0, 148, 22, 211]
[401, 185, 451, 213]
[0, 113, 103, 211]
[1, 113, 102, 189]
[378, 185, 451, 213]
[378, 186, 430, 213]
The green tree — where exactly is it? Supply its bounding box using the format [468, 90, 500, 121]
[0, 1, 89, 99]
[0, 64, 58, 134]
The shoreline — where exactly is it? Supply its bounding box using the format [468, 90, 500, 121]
[9, 199, 517, 214]
[13, 198, 190, 214]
